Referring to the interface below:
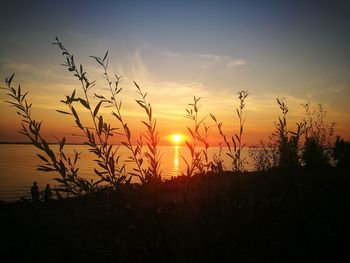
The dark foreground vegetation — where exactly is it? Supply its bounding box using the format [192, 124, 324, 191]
[1, 166, 349, 262]
[1, 38, 350, 262]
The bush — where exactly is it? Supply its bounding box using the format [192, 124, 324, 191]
[301, 103, 335, 168]
[332, 136, 350, 168]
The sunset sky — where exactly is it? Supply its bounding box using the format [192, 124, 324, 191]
[0, 0, 349, 145]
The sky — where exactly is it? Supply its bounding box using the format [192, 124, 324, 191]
[0, 0, 349, 145]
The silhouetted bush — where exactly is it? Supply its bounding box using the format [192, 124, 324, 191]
[332, 136, 350, 168]
[301, 103, 334, 168]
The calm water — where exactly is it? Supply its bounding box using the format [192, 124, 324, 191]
[0, 144, 254, 201]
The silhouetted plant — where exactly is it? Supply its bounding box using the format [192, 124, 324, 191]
[301, 102, 335, 167]
[332, 136, 350, 168]
[89, 51, 160, 184]
[134, 82, 162, 183]
[249, 140, 279, 171]
[56, 39, 161, 184]
[275, 98, 303, 168]
[196, 122, 214, 173]
[183, 96, 205, 176]
[54, 38, 127, 187]
[210, 143, 225, 173]
[211, 90, 248, 172]
[1, 74, 95, 197]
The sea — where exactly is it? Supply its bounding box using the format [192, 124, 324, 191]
[0, 144, 255, 201]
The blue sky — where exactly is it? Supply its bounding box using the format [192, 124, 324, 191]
[0, 0, 349, 142]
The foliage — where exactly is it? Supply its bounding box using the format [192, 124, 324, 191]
[250, 98, 304, 170]
[89, 50, 161, 184]
[1, 38, 166, 196]
[53, 38, 127, 188]
[332, 136, 350, 168]
[1, 38, 347, 199]
[301, 102, 335, 168]
[134, 82, 162, 183]
[249, 140, 279, 171]
[276, 99, 303, 167]
[211, 90, 248, 172]
[183, 97, 205, 176]
[275, 98, 304, 168]
[1, 74, 95, 197]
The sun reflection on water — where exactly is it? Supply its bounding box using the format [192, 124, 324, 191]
[172, 145, 180, 176]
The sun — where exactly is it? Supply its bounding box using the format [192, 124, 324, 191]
[170, 134, 184, 145]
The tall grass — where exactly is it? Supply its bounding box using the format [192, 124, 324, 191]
[1, 74, 95, 197]
[211, 90, 248, 172]
[89, 49, 161, 183]
[183, 96, 205, 176]
[54, 38, 127, 189]
[1, 38, 349, 197]
[275, 98, 304, 168]
[1, 38, 163, 196]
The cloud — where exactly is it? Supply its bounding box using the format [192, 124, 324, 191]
[162, 50, 248, 69]
[161, 51, 181, 58]
[227, 59, 247, 68]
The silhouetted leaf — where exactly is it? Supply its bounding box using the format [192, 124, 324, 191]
[79, 98, 90, 109]
[60, 137, 66, 151]
[71, 106, 79, 120]
[103, 51, 108, 62]
[37, 154, 49, 163]
[56, 110, 72, 115]
[93, 101, 103, 118]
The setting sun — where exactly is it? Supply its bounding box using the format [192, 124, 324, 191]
[171, 134, 184, 145]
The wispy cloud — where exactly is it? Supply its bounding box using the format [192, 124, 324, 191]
[227, 59, 247, 68]
[162, 51, 248, 69]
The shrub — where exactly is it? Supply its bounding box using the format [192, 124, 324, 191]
[250, 99, 303, 170]
[332, 136, 350, 168]
[301, 103, 335, 168]
[249, 140, 279, 171]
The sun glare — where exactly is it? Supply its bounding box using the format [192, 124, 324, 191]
[171, 134, 184, 145]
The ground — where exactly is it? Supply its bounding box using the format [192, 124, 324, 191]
[0, 167, 349, 262]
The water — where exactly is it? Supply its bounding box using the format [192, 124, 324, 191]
[0, 144, 254, 201]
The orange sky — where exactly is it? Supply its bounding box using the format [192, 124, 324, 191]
[0, 1, 349, 145]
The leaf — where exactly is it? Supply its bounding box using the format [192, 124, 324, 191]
[71, 106, 79, 120]
[76, 120, 84, 130]
[94, 93, 106, 100]
[98, 116, 103, 135]
[236, 108, 240, 118]
[56, 110, 72, 115]
[90, 56, 103, 66]
[141, 121, 151, 129]
[93, 101, 103, 118]
[60, 137, 66, 151]
[133, 81, 140, 90]
[103, 51, 108, 62]
[37, 154, 49, 163]
[124, 124, 131, 139]
[187, 127, 195, 139]
[5, 73, 15, 86]
[79, 98, 90, 109]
